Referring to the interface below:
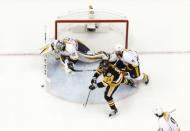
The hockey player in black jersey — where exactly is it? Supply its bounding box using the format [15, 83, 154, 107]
[89, 60, 131, 117]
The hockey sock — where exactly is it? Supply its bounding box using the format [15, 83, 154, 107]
[108, 100, 117, 110]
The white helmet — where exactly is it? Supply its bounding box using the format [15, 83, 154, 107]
[114, 44, 124, 52]
[153, 106, 164, 117]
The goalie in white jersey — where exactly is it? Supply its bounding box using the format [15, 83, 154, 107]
[40, 36, 109, 73]
[40, 36, 87, 73]
[51, 38, 79, 73]
[153, 106, 180, 131]
[109, 44, 149, 85]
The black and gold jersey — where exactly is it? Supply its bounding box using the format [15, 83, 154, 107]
[93, 64, 123, 88]
[115, 60, 141, 79]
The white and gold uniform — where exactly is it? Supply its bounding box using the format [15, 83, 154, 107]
[45, 38, 79, 73]
[111, 46, 149, 84]
[157, 112, 180, 131]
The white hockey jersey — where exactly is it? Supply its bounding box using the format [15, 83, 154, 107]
[109, 49, 139, 67]
[120, 50, 139, 67]
[60, 37, 79, 60]
[158, 112, 180, 131]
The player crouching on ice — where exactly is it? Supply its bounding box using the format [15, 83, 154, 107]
[153, 106, 180, 131]
[109, 44, 149, 86]
[89, 60, 134, 117]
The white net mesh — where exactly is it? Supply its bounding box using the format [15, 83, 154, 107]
[55, 10, 128, 53]
[57, 10, 127, 20]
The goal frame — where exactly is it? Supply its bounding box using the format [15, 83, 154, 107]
[55, 19, 129, 48]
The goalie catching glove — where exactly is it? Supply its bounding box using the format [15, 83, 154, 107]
[67, 61, 74, 71]
[63, 59, 75, 73]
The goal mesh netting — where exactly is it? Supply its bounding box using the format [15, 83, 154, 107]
[55, 10, 129, 52]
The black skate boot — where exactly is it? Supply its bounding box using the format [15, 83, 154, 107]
[127, 79, 136, 88]
[109, 109, 118, 117]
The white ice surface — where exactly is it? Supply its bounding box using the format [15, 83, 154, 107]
[47, 56, 137, 103]
[0, 54, 190, 131]
[0, 0, 190, 130]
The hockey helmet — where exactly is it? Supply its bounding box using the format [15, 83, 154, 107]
[114, 44, 124, 57]
[114, 44, 124, 52]
[99, 60, 110, 72]
[153, 106, 164, 117]
[54, 40, 65, 51]
[100, 60, 109, 67]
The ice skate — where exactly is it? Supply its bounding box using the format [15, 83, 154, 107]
[109, 109, 118, 117]
[127, 79, 136, 88]
[143, 73, 149, 85]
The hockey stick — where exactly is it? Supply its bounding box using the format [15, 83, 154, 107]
[169, 108, 176, 113]
[73, 69, 96, 72]
[83, 90, 92, 107]
[44, 25, 47, 77]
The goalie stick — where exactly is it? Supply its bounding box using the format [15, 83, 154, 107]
[44, 25, 47, 77]
[68, 65, 96, 72]
[41, 25, 50, 87]
[72, 69, 96, 72]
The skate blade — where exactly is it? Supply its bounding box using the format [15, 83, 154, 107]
[108, 112, 119, 118]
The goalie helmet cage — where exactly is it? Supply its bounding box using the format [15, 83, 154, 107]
[54, 10, 129, 52]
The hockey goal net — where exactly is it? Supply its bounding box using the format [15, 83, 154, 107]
[55, 10, 129, 53]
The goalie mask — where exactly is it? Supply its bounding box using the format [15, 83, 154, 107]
[53, 40, 65, 51]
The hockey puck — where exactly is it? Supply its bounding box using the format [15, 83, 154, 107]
[41, 85, 45, 87]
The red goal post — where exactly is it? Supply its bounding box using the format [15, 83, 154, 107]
[55, 19, 129, 49]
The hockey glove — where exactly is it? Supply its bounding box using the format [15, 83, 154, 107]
[67, 61, 74, 71]
[91, 77, 97, 84]
[89, 84, 96, 90]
